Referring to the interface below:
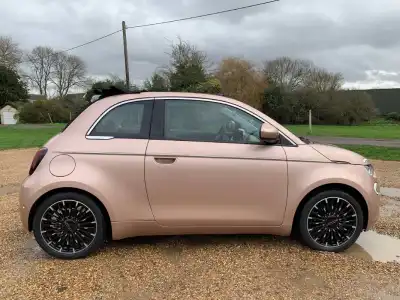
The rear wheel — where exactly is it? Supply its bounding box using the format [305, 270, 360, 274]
[298, 190, 364, 252]
[32, 192, 105, 259]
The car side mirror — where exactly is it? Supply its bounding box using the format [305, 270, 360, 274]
[260, 123, 280, 144]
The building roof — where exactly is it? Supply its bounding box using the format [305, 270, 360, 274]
[0, 104, 18, 112]
[64, 93, 86, 101]
[28, 94, 45, 101]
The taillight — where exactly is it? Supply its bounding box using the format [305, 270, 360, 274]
[29, 148, 48, 175]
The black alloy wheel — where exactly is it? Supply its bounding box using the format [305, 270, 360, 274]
[33, 192, 105, 259]
[298, 190, 364, 252]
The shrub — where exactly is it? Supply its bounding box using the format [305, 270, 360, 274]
[262, 88, 376, 125]
[18, 100, 69, 123]
[385, 112, 400, 122]
[56, 96, 88, 119]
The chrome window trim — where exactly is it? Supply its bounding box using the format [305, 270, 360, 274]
[86, 136, 114, 140]
[159, 96, 297, 146]
[85, 97, 154, 139]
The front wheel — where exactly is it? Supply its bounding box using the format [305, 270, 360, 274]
[298, 190, 364, 252]
[32, 192, 105, 259]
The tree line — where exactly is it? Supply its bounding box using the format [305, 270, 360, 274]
[0, 36, 86, 99]
[1, 35, 376, 125]
[137, 38, 376, 125]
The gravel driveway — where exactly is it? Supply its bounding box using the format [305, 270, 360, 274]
[0, 149, 399, 300]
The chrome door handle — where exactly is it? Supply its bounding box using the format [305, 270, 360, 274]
[154, 157, 177, 164]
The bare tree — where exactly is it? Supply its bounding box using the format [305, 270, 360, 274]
[305, 68, 344, 92]
[0, 36, 22, 69]
[26, 46, 55, 97]
[263, 57, 313, 91]
[51, 53, 87, 97]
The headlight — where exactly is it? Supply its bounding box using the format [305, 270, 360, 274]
[363, 158, 374, 176]
[364, 164, 374, 176]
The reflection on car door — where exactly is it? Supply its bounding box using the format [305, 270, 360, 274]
[145, 98, 288, 227]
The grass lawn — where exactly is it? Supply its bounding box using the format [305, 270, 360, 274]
[339, 145, 400, 161]
[285, 124, 400, 140]
[0, 124, 64, 150]
[0, 123, 399, 161]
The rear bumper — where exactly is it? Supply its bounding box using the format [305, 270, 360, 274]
[19, 191, 30, 232]
[19, 175, 38, 232]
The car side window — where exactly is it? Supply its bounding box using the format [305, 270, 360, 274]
[164, 99, 263, 144]
[89, 100, 152, 139]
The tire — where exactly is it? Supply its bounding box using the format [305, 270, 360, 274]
[298, 190, 364, 253]
[32, 192, 105, 259]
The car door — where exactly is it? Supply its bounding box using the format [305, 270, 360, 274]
[82, 99, 155, 222]
[145, 98, 289, 227]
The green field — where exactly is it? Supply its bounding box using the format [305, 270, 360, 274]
[0, 124, 64, 150]
[285, 124, 400, 140]
[339, 145, 400, 161]
[0, 123, 399, 161]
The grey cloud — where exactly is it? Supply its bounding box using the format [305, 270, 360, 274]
[149, 0, 283, 24]
[1, 0, 400, 88]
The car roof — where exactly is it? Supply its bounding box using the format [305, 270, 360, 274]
[63, 92, 249, 134]
[63, 91, 304, 146]
[89, 92, 256, 117]
[100, 92, 241, 105]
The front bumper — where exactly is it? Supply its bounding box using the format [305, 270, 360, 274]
[365, 181, 380, 230]
[374, 182, 380, 195]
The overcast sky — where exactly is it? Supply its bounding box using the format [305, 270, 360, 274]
[2, 0, 400, 90]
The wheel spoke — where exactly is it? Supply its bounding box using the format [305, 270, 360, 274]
[40, 200, 97, 254]
[74, 231, 88, 249]
[307, 197, 358, 248]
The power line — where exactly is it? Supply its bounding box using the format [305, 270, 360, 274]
[25, 1, 280, 93]
[127, 0, 279, 29]
[61, 0, 279, 53]
[27, 29, 123, 64]
[62, 29, 122, 53]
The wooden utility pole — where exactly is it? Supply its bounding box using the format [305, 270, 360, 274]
[122, 21, 130, 89]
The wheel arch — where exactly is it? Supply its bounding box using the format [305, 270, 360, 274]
[292, 183, 369, 235]
[28, 187, 112, 241]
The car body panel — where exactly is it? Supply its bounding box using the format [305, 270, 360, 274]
[145, 140, 288, 226]
[281, 160, 380, 231]
[19, 92, 380, 243]
[111, 221, 288, 240]
[310, 143, 366, 165]
[19, 137, 154, 228]
[283, 144, 330, 163]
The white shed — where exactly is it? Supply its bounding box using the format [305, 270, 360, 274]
[0, 105, 18, 125]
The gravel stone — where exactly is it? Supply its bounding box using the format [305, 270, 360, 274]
[0, 148, 37, 188]
[372, 159, 400, 189]
[0, 149, 399, 300]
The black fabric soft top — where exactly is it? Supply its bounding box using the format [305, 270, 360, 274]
[90, 85, 145, 102]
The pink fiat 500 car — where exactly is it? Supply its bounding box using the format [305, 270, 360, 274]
[19, 89, 380, 259]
